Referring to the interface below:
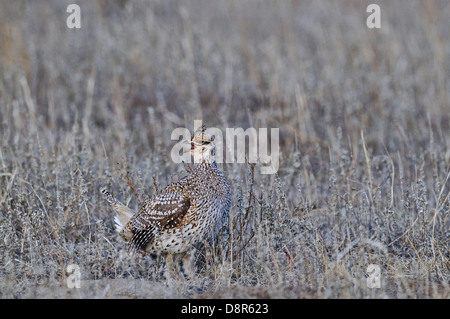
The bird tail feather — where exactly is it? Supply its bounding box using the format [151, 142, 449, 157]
[100, 187, 135, 233]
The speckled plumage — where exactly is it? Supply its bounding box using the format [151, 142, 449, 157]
[126, 161, 231, 255]
[102, 126, 231, 268]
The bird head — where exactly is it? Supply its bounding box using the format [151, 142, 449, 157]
[184, 125, 216, 163]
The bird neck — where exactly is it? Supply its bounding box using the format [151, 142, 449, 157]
[193, 150, 215, 165]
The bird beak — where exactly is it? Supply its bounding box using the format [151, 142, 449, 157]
[183, 139, 194, 153]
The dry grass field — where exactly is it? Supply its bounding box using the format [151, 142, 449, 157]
[0, 0, 449, 298]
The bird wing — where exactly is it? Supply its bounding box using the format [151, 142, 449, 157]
[126, 190, 191, 252]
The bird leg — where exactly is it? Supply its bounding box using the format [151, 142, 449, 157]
[164, 253, 184, 284]
[181, 251, 195, 280]
[164, 253, 176, 284]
